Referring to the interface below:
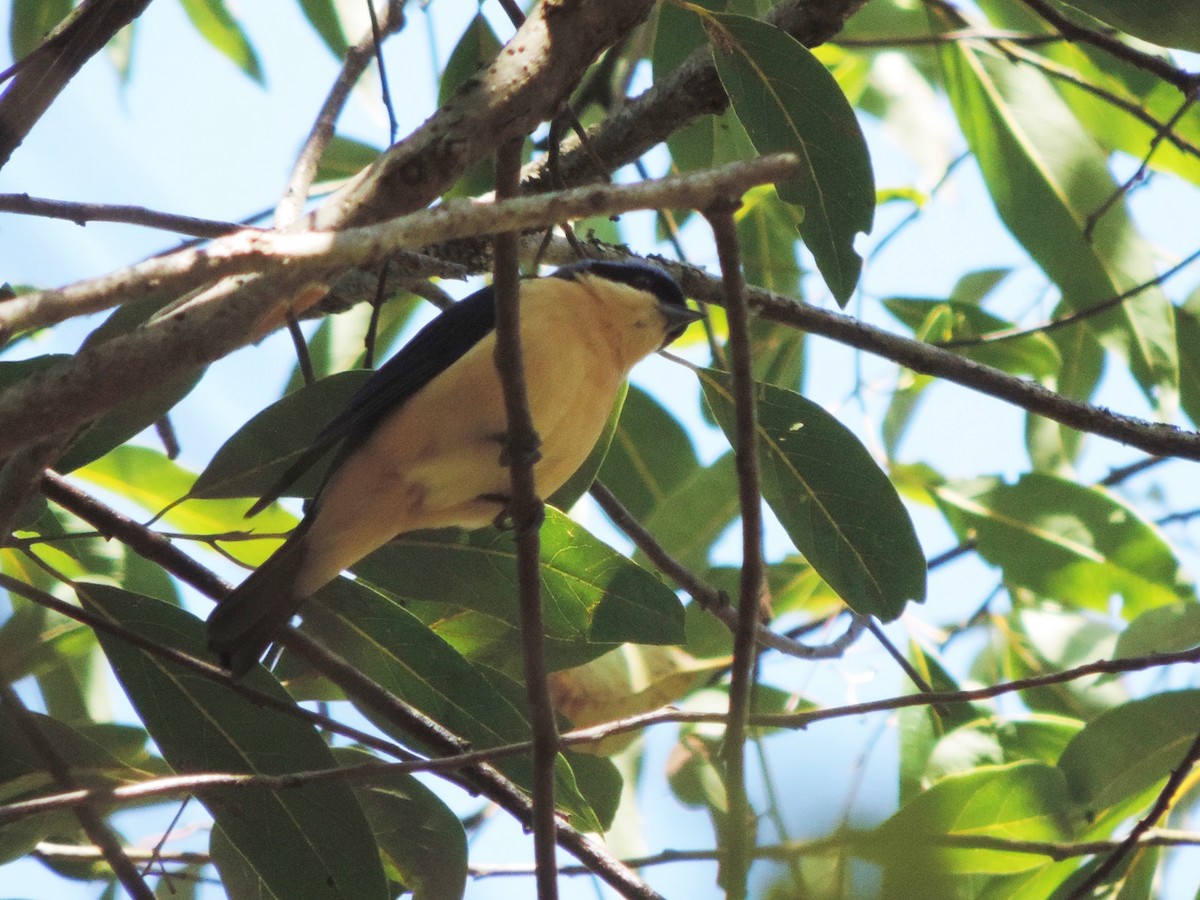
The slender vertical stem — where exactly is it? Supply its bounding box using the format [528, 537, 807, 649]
[492, 137, 559, 899]
[705, 202, 763, 900]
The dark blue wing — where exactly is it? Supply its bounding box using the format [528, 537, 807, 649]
[245, 284, 497, 517]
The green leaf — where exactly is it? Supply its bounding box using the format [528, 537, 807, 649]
[884, 297, 1061, 379]
[192, 370, 371, 500]
[351, 507, 685, 648]
[1058, 0, 1200, 52]
[597, 384, 698, 521]
[76, 446, 297, 567]
[637, 451, 739, 573]
[737, 188, 804, 304]
[177, 0, 264, 83]
[1025, 321, 1105, 471]
[977, 0, 1200, 188]
[548, 381, 628, 512]
[939, 16, 1177, 405]
[299, 578, 602, 833]
[1057, 689, 1200, 814]
[296, 0, 349, 58]
[934, 473, 1192, 617]
[1176, 302, 1200, 430]
[79, 583, 389, 900]
[10, 0, 72, 60]
[314, 136, 384, 186]
[925, 715, 1083, 785]
[699, 368, 926, 621]
[1115, 600, 1200, 660]
[334, 747, 467, 900]
[707, 13, 875, 305]
[872, 762, 1074, 874]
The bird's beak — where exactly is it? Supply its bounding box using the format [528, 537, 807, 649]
[662, 303, 705, 330]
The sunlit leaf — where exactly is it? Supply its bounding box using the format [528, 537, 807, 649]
[939, 10, 1177, 407]
[872, 762, 1075, 874]
[934, 473, 1192, 617]
[178, 0, 264, 83]
[1058, 689, 1200, 814]
[1115, 600, 1200, 660]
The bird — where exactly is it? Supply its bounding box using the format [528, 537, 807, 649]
[206, 259, 701, 676]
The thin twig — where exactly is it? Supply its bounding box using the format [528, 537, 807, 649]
[706, 203, 761, 900]
[937, 246, 1200, 349]
[274, 2, 405, 227]
[1015, 0, 1200, 93]
[0, 194, 247, 237]
[492, 137, 559, 900]
[1067, 728, 1200, 898]
[0, 684, 155, 900]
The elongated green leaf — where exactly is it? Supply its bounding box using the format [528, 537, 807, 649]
[192, 370, 371, 501]
[638, 451, 739, 574]
[10, 0, 71, 60]
[335, 747, 468, 900]
[1115, 600, 1200, 660]
[934, 473, 1192, 617]
[1176, 302, 1200, 429]
[1058, 690, 1200, 813]
[178, 0, 264, 82]
[699, 368, 926, 621]
[978, 0, 1200, 187]
[300, 578, 602, 833]
[296, 0, 349, 58]
[872, 762, 1074, 874]
[351, 507, 685, 648]
[314, 135, 383, 186]
[708, 13, 874, 304]
[939, 17, 1177, 405]
[79, 584, 388, 900]
[1059, 0, 1200, 52]
[1025, 317, 1105, 471]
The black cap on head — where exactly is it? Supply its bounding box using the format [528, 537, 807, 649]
[551, 259, 687, 312]
[551, 259, 699, 344]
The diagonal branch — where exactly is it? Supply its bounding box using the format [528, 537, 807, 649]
[0, 0, 155, 168]
[0, 156, 797, 460]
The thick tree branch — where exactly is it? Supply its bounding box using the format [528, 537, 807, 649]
[307, 0, 657, 230]
[0, 156, 796, 460]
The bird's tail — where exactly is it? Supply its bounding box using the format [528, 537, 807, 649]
[207, 522, 313, 678]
